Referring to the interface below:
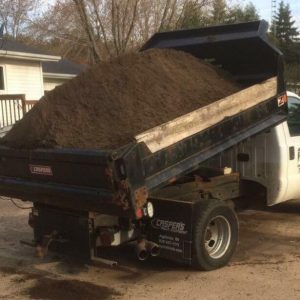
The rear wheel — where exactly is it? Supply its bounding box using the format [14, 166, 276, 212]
[192, 199, 238, 270]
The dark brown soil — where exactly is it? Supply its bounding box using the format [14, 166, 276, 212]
[26, 278, 121, 300]
[2, 49, 240, 150]
[0, 266, 121, 300]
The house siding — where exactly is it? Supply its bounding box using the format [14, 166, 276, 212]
[43, 78, 68, 92]
[0, 57, 44, 100]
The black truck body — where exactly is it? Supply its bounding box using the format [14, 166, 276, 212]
[0, 21, 288, 269]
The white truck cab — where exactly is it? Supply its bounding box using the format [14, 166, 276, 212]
[207, 91, 300, 205]
[281, 91, 300, 202]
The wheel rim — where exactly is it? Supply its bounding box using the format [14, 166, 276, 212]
[204, 215, 231, 259]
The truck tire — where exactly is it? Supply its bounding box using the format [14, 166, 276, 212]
[192, 199, 238, 271]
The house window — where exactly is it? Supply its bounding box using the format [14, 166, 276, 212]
[0, 66, 5, 90]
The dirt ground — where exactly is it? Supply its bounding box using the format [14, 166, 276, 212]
[0, 198, 299, 300]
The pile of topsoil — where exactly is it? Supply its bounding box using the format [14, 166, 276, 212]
[2, 49, 240, 150]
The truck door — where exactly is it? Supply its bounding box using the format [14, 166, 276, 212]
[285, 94, 300, 200]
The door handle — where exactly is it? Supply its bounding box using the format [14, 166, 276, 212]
[289, 146, 295, 160]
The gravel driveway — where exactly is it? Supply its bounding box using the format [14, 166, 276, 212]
[0, 199, 299, 300]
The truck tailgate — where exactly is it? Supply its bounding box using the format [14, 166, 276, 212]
[0, 148, 130, 215]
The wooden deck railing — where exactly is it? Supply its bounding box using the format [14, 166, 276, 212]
[0, 94, 38, 128]
[24, 100, 38, 112]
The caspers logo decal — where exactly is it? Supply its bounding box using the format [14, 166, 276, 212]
[29, 165, 53, 176]
[151, 218, 187, 235]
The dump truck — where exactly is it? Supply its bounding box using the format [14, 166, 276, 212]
[0, 21, 289, 270]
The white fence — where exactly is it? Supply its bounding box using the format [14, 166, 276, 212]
[0, 94, 37, 128]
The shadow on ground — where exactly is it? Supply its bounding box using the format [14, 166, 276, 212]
[0, 266, 121, 300]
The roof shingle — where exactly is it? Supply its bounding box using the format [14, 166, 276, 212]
[42, 59, 86, 75]
[0, 38, 52, 56]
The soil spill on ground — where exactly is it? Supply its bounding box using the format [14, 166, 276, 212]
[0, 266, 121, 300]
[25, 278, 121, 300]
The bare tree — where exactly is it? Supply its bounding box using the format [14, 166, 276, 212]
[87, 0, 140, 56]
[73, 0, 102, 63]
[28, 0, 90, 62]
[176, 0, 211, 29]
[28, 0, 212, 64]
[0, 0, 40, 39]
[210, 0, 227, 25]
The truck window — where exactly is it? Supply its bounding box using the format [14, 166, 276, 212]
[287, 96, 300, 136]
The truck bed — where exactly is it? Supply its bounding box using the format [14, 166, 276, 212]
[0, 88, 286, 216]
[0, 21, 287, 218]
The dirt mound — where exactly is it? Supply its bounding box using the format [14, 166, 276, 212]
[2, 49, 240, 150]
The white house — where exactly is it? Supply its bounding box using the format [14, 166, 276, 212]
[0, 39, 84, 100]
[0, 39, 84, 128]
[43, 59, 85, 93]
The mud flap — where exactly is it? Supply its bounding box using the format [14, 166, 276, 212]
[147, 198, 194, 265]
[32, 204, 92, 260]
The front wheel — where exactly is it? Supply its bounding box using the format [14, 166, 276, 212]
[192, 199, 238, 271]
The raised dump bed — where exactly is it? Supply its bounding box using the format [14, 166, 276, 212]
[0, 21, 286, 219]
[0, 81, 285, 203]
[0, 20, 289, 270]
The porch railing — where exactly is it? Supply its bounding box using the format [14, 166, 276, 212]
[0, 94, 38, 128]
